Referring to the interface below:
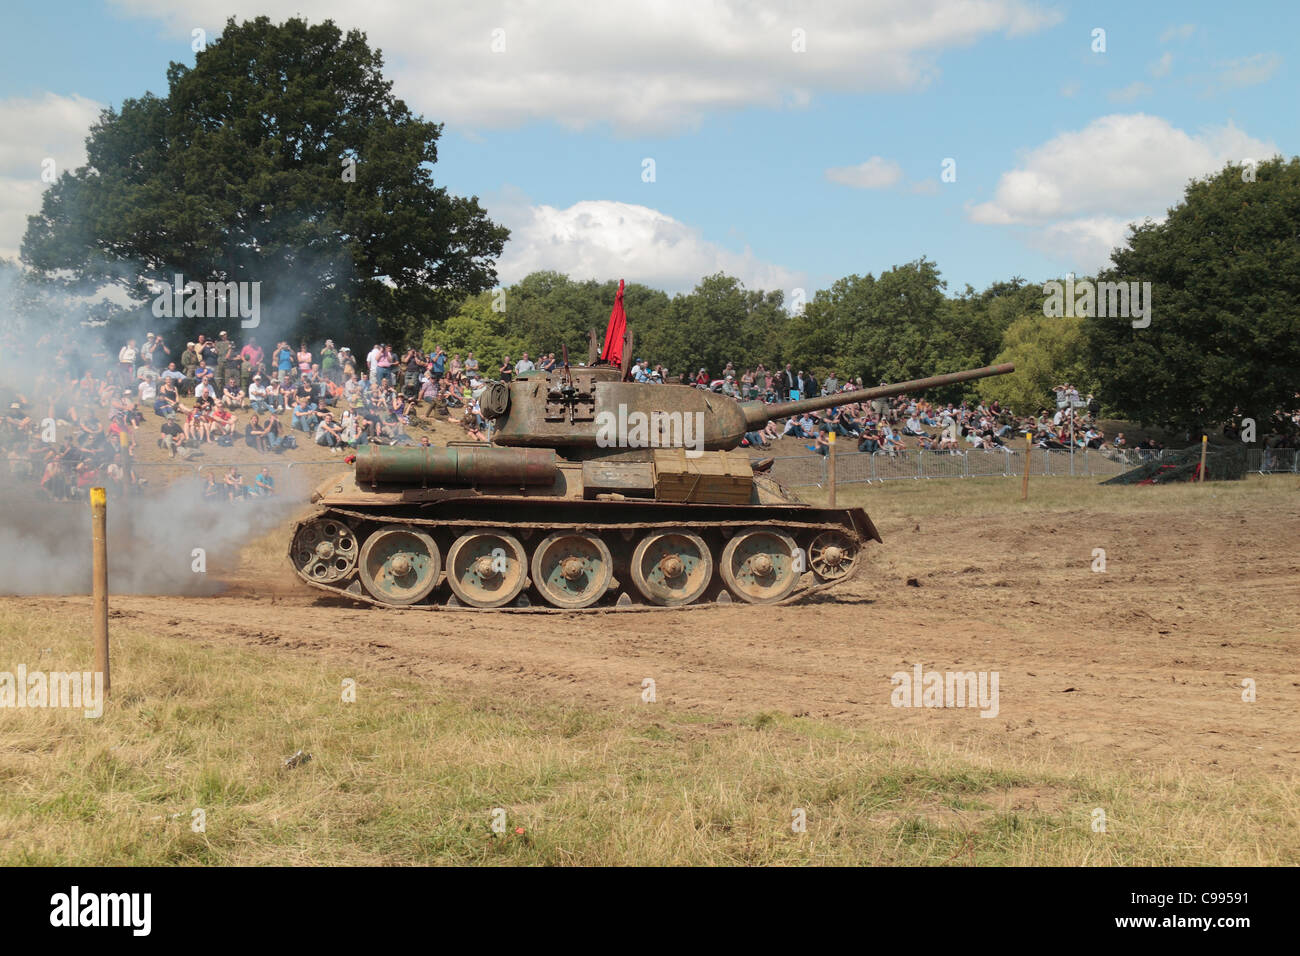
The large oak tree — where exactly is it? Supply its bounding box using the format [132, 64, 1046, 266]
[1086, 156, 1300, 433]
[21, 16, 508, 346]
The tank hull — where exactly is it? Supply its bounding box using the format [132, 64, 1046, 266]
[289, 465, 879, 610]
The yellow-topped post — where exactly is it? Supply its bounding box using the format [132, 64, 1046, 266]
[1021, 433, 1032, 500]
[827, 429, 837, 507]
[1198, 435, 1208, 483]
[90, 487, 109, 698]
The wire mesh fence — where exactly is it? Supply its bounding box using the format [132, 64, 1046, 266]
[1246, 448, 1299, 474]
[769, 447, 1150, 488]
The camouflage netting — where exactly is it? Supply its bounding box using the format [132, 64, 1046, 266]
[1102, 445, 1248, 485]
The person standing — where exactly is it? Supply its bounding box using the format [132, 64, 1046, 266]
[320, 339, 338, 381]
[118, 339, 137, 383]
[275, 341, 294, 383]
[240, 337, 263, 392]
[375, 344, 394, 386]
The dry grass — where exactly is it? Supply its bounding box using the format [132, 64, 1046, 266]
[799, 471, 1299, 520]
[2, 596, 1295, 866]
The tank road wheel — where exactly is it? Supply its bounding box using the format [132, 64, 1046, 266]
[719, 527, 800, 604]
[630, 532, 713, 606]
[446, 530, 528, 608]
[291, 517, 359, 584]
[530, 532, 613, 609]
[808, 530, 858, 583]
[357, 526, 441, 606]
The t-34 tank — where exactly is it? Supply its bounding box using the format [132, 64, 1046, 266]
[289, 361, 1013, 610]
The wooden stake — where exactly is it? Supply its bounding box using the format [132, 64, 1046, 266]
[1198, 434, 1208, 483]
[91, 486, 110, 698]
[827, 430, 837, 507]
[1021, 433, 1032, 500]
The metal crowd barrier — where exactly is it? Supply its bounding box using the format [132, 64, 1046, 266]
[767, 447, 1143, 488]
[1245, 448, 1299, 473]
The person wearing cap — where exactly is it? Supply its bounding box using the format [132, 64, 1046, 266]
[214, 331, 232, 387]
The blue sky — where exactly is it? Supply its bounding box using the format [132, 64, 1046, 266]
[0, 0, 1294, 297]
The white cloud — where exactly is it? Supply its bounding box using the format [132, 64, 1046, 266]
[1108, 81, 1151, 103]
[488, 193, 801, 293]
[1032, 216, 1140, 270]
[1148, 52, 1173, 77]
[1212, 52, 1281, 91]
[111, 0, 1062, 133]
[968, 114, 1277, 270]
[0, 93, 103, 261]
[1159, 23, 1196, 44]
[825, 157, 903, 189]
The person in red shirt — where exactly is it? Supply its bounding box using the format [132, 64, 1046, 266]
[210, 404, 237, 440]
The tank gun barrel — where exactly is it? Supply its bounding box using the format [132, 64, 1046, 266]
[742, 363, 1015, 429]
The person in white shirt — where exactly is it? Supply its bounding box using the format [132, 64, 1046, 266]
[118, 340, 137, 381]
[248, 378, 269, 412]
[514, 352, 535, 375]
[137, 378, 156, 403]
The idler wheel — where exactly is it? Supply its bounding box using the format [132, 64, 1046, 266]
[719, 527, 800, 604]
[530, 532, 613, 609]
[446, 530, 528, 608]
[290, 517, 358, 584]
[808, 530, 858, 582]
[358, 526, 441, 606]
[630, 532, 713, 606]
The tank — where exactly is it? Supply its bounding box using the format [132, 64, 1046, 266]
[288, 361, 1014, 610]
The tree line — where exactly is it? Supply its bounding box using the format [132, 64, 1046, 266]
[12, 15, 1297, 435]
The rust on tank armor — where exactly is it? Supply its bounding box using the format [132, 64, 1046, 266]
[288, 344, 1013, 610]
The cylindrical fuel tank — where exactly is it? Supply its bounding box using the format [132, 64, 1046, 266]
[354, 444, 559, 486]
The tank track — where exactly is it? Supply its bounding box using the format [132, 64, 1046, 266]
[290, 506, 867, 612]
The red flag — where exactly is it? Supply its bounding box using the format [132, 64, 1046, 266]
[600, 278, 626, 367]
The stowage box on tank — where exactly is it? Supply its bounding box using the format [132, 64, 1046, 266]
[288, 362, 1013, 609]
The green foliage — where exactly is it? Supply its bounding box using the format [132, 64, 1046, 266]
[977, 314, 1092, 414]
[1086, 156, 1300, 430]
[20, 16, 507, 347]
[784, 259, 1002, 402]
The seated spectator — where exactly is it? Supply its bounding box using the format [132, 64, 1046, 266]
[264, 414, 296, 452]
[223, 466, 246, 499]
[210, 404, 237, 443]
[291, 396, 319, 432]
[154, 379, 180, 418]
[158, 418, 187, 459]
[252, 469, 274, 496]
[221, 380, 245, 409]
[857, 422, 881, 454]
[340, 409, 365, 447]
[184, 404, 211, 444]
[248, 375, 271, 412]
[314, 412, 344, 450]
[246, 413, 271, 452]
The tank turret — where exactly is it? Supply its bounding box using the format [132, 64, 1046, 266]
[483, 363, 1015, 457]
[287, 289, 1016, 611]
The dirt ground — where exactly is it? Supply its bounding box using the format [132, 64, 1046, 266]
[7, 478, 1297, 779]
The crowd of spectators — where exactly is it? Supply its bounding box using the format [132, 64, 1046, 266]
[6, 323, 1298, 503]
